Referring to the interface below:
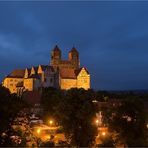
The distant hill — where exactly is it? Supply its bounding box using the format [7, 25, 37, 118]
[108, 89, 148, 94]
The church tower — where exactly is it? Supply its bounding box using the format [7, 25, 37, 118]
[68, 47, 80, 69]
[50, 45, 61, 69]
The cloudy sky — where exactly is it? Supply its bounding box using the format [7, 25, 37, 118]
[0, 1, 148, 90]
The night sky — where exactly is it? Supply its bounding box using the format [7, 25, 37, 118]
[0, 1, 148, 90]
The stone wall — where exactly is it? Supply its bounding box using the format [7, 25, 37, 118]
[77, 68, 90, 90]
[60, 78, 77, 90]
[3, 78, 24, 93]
[24, 78, 34, 91]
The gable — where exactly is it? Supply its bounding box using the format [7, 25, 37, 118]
[77, 68, 89, 77]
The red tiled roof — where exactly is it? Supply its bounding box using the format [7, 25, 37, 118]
[60, 60, 71, 64]
[59, 67, 89, 79]
[7, 69, 25, 78]
[60, 68, 76, 79]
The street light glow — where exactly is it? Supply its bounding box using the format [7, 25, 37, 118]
[49, 120, 53, 125]
[37, 129, 41, 134]
[102, 131, 106, 136]
[96, 119, 99, 124]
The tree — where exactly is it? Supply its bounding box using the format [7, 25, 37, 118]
[55, 88, 97, 147]
[0, 85, 28, 146]
[108, 98, 148, 147]
[41, 87, 64, 123]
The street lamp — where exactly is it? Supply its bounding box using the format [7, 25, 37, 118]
[102, 131, 106, 136]
[37, 129, 41, 134]
[96, 119, 99, 125]
[49, 120, 53, 126]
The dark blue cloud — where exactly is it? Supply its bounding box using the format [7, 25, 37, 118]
[0, 1, 148, 90]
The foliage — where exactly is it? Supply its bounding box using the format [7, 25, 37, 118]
[2, 84, 147, 147]
[108, 98, 148, 147]
[0, 85, 29, 146]
[1, 111, 38, 147]
[40, 140, 55, 147]
[96, 91, 110, 101]
[41, 87, 64, 123]
[41, 88, 98, 146]
[98, 135, 115, 147]
[55, 88, 98, 147]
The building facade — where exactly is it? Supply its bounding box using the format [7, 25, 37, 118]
[2, 45, 90, 94]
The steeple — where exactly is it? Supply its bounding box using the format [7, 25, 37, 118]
[31, 67, 36, 75]
[24, 68, 29, 78]
[53, 45, 61, 52]
[50, 45, 61, 67]
[68, 46, 79, 68]
[51, 45, 61, 59]
[70, 46, 78, 53]
[69, 46, 79, 60]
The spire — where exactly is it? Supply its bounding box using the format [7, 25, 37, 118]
[51, 45, 61, 66]
[53, 45, 60, 51]
[24, 68, 29, 78]
[69, 46, 78, 53]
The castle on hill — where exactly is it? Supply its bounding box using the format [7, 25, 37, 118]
[2, 45, 90, 94]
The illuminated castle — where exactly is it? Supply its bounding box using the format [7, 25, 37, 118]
[2, 45, 90, 94]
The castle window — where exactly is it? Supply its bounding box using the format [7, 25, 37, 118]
[50, 78, 53, 83]
[10, 79, 13, 82]
[44, 78, 47, 82]
[10, 84, 13, 86]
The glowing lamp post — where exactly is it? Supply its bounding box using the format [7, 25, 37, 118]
[96, 119, 99, 126]
[37, 129, 41, 134]
[102, 131, 106, 136]
[49, 120, 53, 126]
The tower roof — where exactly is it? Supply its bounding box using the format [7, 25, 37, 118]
[53, 45, 61, 52]
[69, 46, 78, 53]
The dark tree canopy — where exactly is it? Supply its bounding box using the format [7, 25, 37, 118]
[41, 87, 98, 146]
[108, 98, 148, 147]
[41, 87, 64, 123]
[54, 88, 98, 147]
[1, 85, 148, 147]
[0, 85, 28, 146]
